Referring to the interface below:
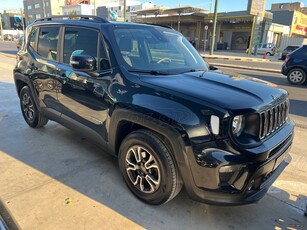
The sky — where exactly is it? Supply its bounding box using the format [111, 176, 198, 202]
[1, 0, 307, 12]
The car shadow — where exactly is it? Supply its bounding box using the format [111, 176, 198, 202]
[0, 81, 306, 229]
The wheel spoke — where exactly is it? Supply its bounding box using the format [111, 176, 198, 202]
[131, 147, 142, 163]
[145, 174, 159, 188]
[144, 155, 159, 170]
[133, 175, 145, 191]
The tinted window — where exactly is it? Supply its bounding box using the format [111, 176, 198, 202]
[114, 27, 206, 73]
[63, 27, 98, 65]
[285, 46, 299, 51]
[37, 27, 59, 61]
[29, 27, 38, 51]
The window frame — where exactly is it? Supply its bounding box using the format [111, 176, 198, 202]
[59, 26, 112, 71]
[35, 25, 61, 63]
[27, 26, 39, 52]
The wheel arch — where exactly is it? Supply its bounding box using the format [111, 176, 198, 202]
[14, 72, 41, 110]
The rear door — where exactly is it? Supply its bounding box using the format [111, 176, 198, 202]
[56, 26, 113, 141]
[27, 25, 61, 114]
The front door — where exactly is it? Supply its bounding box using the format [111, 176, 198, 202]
[56, 26, 113, 140]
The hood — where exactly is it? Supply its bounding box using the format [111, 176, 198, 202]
[139, 70, 287, 112]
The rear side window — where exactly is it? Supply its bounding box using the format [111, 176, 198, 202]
[286, 46, 298, 51]
[28, 27, 38, 51]
[37, 27, 60, 61]
[63, 27, 99, 65]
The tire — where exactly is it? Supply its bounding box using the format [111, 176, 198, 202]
[266, 52, 271, 56]
[19, 86, 48, 128]
[287, 68, 306, 85]
[119, 129, 182, 205]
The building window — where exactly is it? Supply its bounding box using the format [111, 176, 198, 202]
[35, 3, 40, 9]
[45, 1, 49, 7]
[35, 14, 41, 19]
[47, 13, 50, 17]
[27, 5, 32, 10]
[280, 4, 284, 9]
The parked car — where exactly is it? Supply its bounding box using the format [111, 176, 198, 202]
[16, 36, 24, 50]
[14, 15, 294, 205]
[250, 43, 276, 56]
[282, 45, 307, 85]
[280, 45, 300, 60]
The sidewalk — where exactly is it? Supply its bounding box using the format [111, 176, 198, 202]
[198, 50, 283, 73]
[198, 50, 282, 62]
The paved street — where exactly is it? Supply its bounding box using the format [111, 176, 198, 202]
[0, 41, 306, 229]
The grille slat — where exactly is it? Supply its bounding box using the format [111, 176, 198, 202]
[259, 100, 289, 139]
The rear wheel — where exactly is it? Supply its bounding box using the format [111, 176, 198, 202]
[119, 129, 182, 205]
[20, 86, 48, 128]
[287, 68, 306, 85]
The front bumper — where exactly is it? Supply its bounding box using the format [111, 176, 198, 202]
[180, 120, 294, 205]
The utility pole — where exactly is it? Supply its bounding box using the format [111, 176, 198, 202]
[210, 0, 218, 55]
[124, 0, 126, 21]
[0, 13, 4, 41]
[42, 0, 46, 17]
[248, 15, 256, 56]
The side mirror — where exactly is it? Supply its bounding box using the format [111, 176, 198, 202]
[70, 54, 96, 72]
[209, 65, 218, 71]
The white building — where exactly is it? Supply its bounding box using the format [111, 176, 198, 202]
[96, 1, 154, 22]
[62, 4, 94, 15]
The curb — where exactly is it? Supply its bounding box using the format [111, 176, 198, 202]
[208, 62, 281, 73]
[201, 54, 271, 62]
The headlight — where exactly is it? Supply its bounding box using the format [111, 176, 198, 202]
[232, 115, 244, 136]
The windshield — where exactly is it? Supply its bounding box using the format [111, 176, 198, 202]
[113, 26, 207, 74]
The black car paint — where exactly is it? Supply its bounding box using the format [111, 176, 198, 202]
[14, 19, 295, 205]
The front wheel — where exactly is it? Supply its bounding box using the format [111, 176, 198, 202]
[287, 68, 306, 85]
[119, 130, 182, 205]
[20, 86, 48, 128]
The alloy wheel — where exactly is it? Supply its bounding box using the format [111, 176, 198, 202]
[21, 92, 35, 122]
[125, 145, 161, 194]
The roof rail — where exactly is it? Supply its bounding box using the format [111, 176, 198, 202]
[142, 23, 174, 30]
[35, 15, 109, 23]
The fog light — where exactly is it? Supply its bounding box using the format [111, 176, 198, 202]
[219, 165, 241, 184]
[219, 165, 241, 173]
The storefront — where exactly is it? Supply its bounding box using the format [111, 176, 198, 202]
[133, 8, 271, 51]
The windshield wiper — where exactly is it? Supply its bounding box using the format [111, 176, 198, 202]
[128, 69, 171, 75]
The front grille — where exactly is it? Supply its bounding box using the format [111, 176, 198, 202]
[259, 100, 289, 139]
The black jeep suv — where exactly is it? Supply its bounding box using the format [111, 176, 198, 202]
[14, 15, 295, 205]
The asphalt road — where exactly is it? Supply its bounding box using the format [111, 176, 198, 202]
[0, 41, 306, 229]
